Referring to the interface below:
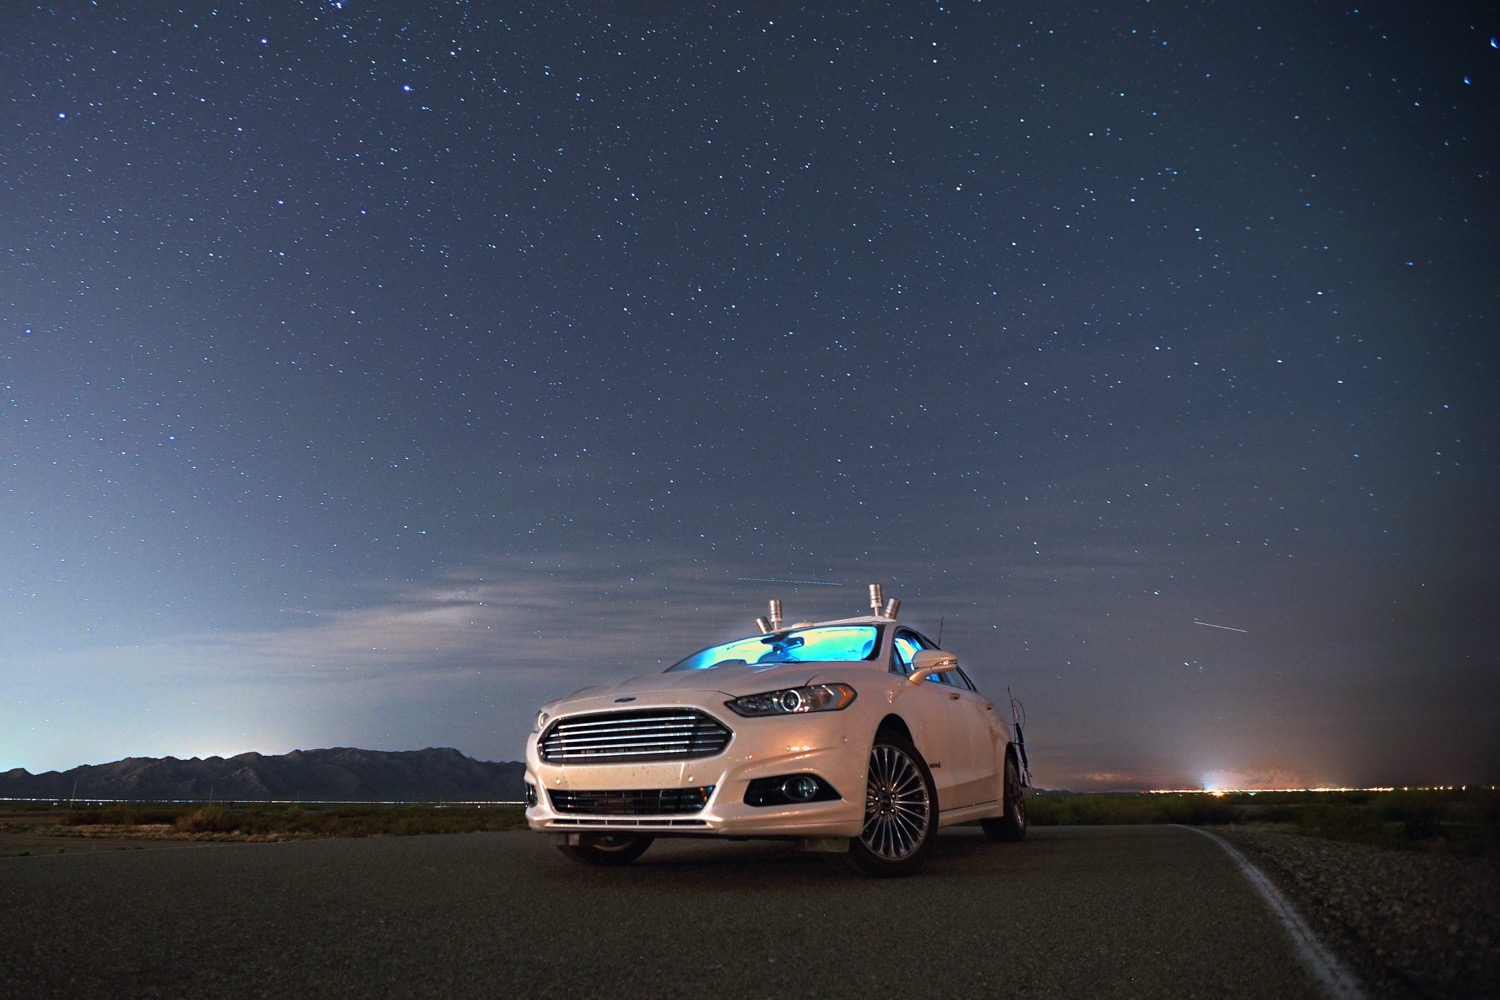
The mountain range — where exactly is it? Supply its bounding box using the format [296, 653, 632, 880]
[0, 747, 527, 802]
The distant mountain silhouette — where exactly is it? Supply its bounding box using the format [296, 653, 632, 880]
[0, 747, 526, 802]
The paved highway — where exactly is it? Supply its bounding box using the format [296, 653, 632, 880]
[2, 826, 1334, 998]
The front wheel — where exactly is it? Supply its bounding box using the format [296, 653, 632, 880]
[556, 833, 654, 866]
[828, 732, 937, 877]
[980, 755, 1027, 842]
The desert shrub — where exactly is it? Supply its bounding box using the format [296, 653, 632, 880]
[45, 801, 528, 840]
[287, 804, 528, 838]
[1370, 788, 1500, 855]
[237, 810, 281, 835]
[1028, 793, 1173, 826]
[1025, 788, 1500, 853]
[1374, 790, 1447, 839]
[1029, 792, 1278, 828]
[1297, 803, 1387, 844]
[175, 804, 238, 834]
[63, 804, 188, 826]
[1248, 802, 1303, 823]
[1157, 796, 1236, 826]
[62, 808, 106, 826]
[1449, 795, 1500, 856]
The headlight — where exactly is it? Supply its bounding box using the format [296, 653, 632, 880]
[726, 683, 857, 717]
[534, 711, 549, 732]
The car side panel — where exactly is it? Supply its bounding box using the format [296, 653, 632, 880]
[944, 687, 1001, 809]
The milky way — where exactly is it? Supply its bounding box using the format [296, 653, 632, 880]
[4, 2, 1496, 788]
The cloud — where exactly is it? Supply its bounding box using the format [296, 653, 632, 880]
[1, 552, 822, 770]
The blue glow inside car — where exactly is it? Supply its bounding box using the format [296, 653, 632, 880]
[668, 625, 882, 670]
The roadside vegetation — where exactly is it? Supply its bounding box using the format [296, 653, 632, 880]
[4, 788, 1495, 854]
[1029, 787, 1500, 855]
[0, 801, 529, 843]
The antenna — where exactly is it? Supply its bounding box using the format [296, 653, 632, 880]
[1008, 687, 1032, 786]
[937, 616, 944, 646]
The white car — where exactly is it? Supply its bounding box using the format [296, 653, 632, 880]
[523, 584, 1031, 876]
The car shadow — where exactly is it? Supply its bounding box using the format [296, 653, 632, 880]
[541, 825, 1036, 885]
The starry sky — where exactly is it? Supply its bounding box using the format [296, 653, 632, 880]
[4, 2, 1497, 791]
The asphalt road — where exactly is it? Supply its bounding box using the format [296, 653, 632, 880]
[1, 826, 1329, 999]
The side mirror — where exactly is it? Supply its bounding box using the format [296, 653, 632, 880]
[908, 649, 959, 684]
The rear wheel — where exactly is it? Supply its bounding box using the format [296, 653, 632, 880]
[981, 755, 1027, 842]
[827, 732, 937, 877]
[556, 833, 654, 866]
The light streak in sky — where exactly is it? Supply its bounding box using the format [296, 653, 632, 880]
[737, 577, 845, 587]
[1193, 620, 1248, 633]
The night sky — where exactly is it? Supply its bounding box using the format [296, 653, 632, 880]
[5, 2, 1497, 790]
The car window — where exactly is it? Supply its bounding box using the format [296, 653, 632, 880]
[891, 629, 970, 687]
[892, 629, 955, 683]
[890, 632, 924, 675]
[668, 625, 883, 671]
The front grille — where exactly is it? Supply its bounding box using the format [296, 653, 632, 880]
[539, 708, 732, 763]
[549, 786, 714, 816]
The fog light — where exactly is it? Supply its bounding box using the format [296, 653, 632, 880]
[523, 783, 538, 808]
[744, 774, 840, 806]
[782, 775, 820, 801]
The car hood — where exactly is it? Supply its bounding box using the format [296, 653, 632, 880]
[544, 662, 842, 714]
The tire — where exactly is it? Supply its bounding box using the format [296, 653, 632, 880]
[828, 732, 937, 877]
[556, 833, 654, 866]
[981, 755, 1027, 842]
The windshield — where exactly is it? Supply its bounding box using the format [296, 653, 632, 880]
[667, 625, 883, 672]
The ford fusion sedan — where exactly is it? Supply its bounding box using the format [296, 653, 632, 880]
[524, 584, 1031, 876]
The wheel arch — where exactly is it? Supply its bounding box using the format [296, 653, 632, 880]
[872, 714, 937, 812]
[875, 713, 914, 744]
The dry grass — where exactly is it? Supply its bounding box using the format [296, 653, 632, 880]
[8, 788, 1495, 854]
[1028, 787, 1500, 855]
[0, 801, 529, 843]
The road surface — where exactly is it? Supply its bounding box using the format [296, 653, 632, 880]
[1, 826, 1333, 998]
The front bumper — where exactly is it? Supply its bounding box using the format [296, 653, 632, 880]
[524, 712, 869, 839]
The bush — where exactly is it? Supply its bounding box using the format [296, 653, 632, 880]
[36, 801, 558, 840]
[1374, 790, 1446, 839]
[64, 804, 182, 827]
[175, 804, 238, 834]
[1027, 792, 1236, 827]
[1297, 803, 1381, 840]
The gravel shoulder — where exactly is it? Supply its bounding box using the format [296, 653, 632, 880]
[1216, 828, 1500, 999]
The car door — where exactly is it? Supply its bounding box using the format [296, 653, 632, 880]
[941, 669, 1006, 810]
[890, 631, 991, 811]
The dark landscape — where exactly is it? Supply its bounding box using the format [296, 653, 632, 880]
[5, 748, 1497, 859]
[0, 746, 525, 803]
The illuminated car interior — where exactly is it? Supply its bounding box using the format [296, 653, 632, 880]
[667, 625, 883, 671]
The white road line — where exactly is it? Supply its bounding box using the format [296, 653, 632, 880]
[1181, 826, 1366, 1000]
